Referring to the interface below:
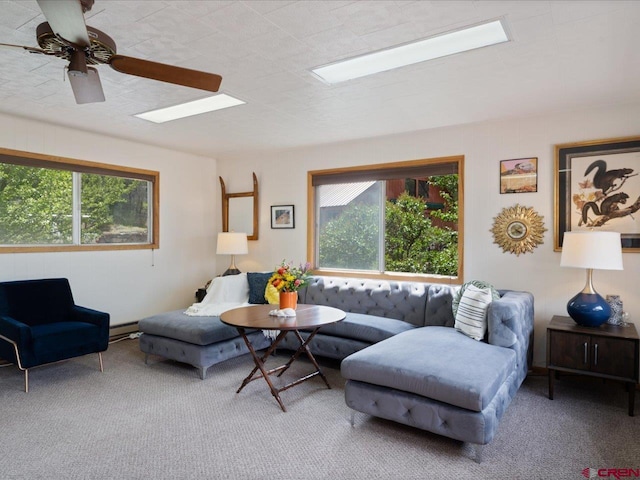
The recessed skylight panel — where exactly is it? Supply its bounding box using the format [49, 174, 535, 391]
[311, 19, 509, 84]
[135, 94, 245, 123]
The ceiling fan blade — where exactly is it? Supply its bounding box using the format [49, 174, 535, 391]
[109, 55, 222, 93]
[36, 0, 91, 48]
[68, 66, 105, 104]
[0, 42, 49, 55]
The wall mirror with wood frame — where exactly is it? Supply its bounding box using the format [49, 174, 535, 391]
[219, 172, 259, 240]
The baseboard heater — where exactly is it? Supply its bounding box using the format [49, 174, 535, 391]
[109, 321, 139, 339]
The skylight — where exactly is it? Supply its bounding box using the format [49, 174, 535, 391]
[311, 19, 509, 84]
[135, 94, 245, 123]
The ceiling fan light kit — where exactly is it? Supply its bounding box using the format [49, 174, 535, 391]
[3, 0, 223, 105]
[68, 50, 88, 77]
[68, 67, 105, 104]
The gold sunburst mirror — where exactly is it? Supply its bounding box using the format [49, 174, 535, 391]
[491, 204, 546, 256]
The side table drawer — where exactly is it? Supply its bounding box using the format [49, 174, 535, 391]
[548, 331, 591, 372]
[591, 336, 636, 379]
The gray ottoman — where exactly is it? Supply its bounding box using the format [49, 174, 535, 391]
[341, 326, 518, 459]
[139, 310, 270, 379]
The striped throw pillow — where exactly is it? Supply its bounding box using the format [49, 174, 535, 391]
[454, 284, 493, 341]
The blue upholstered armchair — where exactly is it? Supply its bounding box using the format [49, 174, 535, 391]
[0, 278, 110, 392]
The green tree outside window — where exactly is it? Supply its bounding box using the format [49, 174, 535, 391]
[318, 174, 458, 276]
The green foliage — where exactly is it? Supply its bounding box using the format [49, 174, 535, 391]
[80, 174, 140, 243]
[423, 174, 459, 276]
[423, 230, 458, 276]
[318, 203, 380, 270]
[428, 174, 458, 223]
[318, 175, 459, 276]
[385, 192, 433, 273]
[114, 181, 148, 227]
[0, 164, 72, 244]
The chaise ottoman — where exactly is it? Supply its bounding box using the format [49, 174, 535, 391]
[341, 326, 520, 461]
[139, 310, 270, 379]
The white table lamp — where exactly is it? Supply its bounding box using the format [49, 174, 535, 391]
[560, 231, 623, 327]
[217, 232, 248, 276]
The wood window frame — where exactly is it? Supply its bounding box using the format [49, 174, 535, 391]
[0, 147, 159, 253]
[307, 155, 464, 284]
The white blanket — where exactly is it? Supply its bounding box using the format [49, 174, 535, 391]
[184, 273, 250, 317]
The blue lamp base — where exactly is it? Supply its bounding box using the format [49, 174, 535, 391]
[567, 292, 611, 327]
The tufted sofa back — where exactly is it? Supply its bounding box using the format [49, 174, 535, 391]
[299, 276, 457, 327]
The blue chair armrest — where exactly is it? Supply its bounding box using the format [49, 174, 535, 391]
[71, 306, 110, 349]
[71, 306, 110, 327]
[0, 315, 32, 345]
[0, 316, 32, 366]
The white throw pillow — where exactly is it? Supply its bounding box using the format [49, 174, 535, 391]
[452, 280, 500, 317]
[454, 284, 493, 341]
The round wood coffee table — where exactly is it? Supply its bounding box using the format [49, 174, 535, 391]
[220, 304, 345, 412]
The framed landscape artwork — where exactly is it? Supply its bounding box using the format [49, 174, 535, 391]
[554, 136, 640, 251]
[500, 157, 538, 194]
[271, 205, 295, 229]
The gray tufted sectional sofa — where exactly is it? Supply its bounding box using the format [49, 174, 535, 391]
[139, 312, 271, 380]
[138, 274, 533, 461]
[284, 276, 534, 461]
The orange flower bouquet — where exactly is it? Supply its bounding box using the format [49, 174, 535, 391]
[265, 260, 311, 306]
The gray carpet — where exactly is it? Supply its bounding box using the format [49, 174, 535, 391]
[1, 338, 638, 480]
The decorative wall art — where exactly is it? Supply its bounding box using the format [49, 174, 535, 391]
[491, 204, 546, 256]
[500, 157, 538, 194]
[555, 136, 640, 251]
[271, 205, 295, 229]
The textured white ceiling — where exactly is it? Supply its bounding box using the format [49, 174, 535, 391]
[0, 0, 638, 158]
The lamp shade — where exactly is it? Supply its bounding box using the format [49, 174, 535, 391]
[560, 231, 623, 327]
[216, 232, 248, 255]
[560, 231, 623, 271]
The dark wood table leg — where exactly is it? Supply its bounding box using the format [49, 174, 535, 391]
[276, 328, 315, 376]
[548, 368, 554, 400]
[294, 329, 331, 389]
[233, 326, 335, 411]
[628, 382, 635, 417]
[235, 328, 288, 412]
[276, 328, 331, 389]
[236, 329, 284, 392]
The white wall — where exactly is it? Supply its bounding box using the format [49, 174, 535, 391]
[2, 103, 637, 364]
[218, 103, 640, 367]
[0, 113, 218, 326]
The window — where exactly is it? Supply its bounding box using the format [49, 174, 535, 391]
[308, 156, 463, 283]
[0, 147, 159, 253]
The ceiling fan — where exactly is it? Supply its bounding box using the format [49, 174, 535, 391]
[0, 0, 222, 104]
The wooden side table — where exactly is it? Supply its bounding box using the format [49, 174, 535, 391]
[546, 315, 639, 416]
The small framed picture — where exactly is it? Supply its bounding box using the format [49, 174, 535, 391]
[500, 157, 538, 194]
[271, 205, 295, 229]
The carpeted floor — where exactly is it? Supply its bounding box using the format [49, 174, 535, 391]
[0, 338, 638, 480]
